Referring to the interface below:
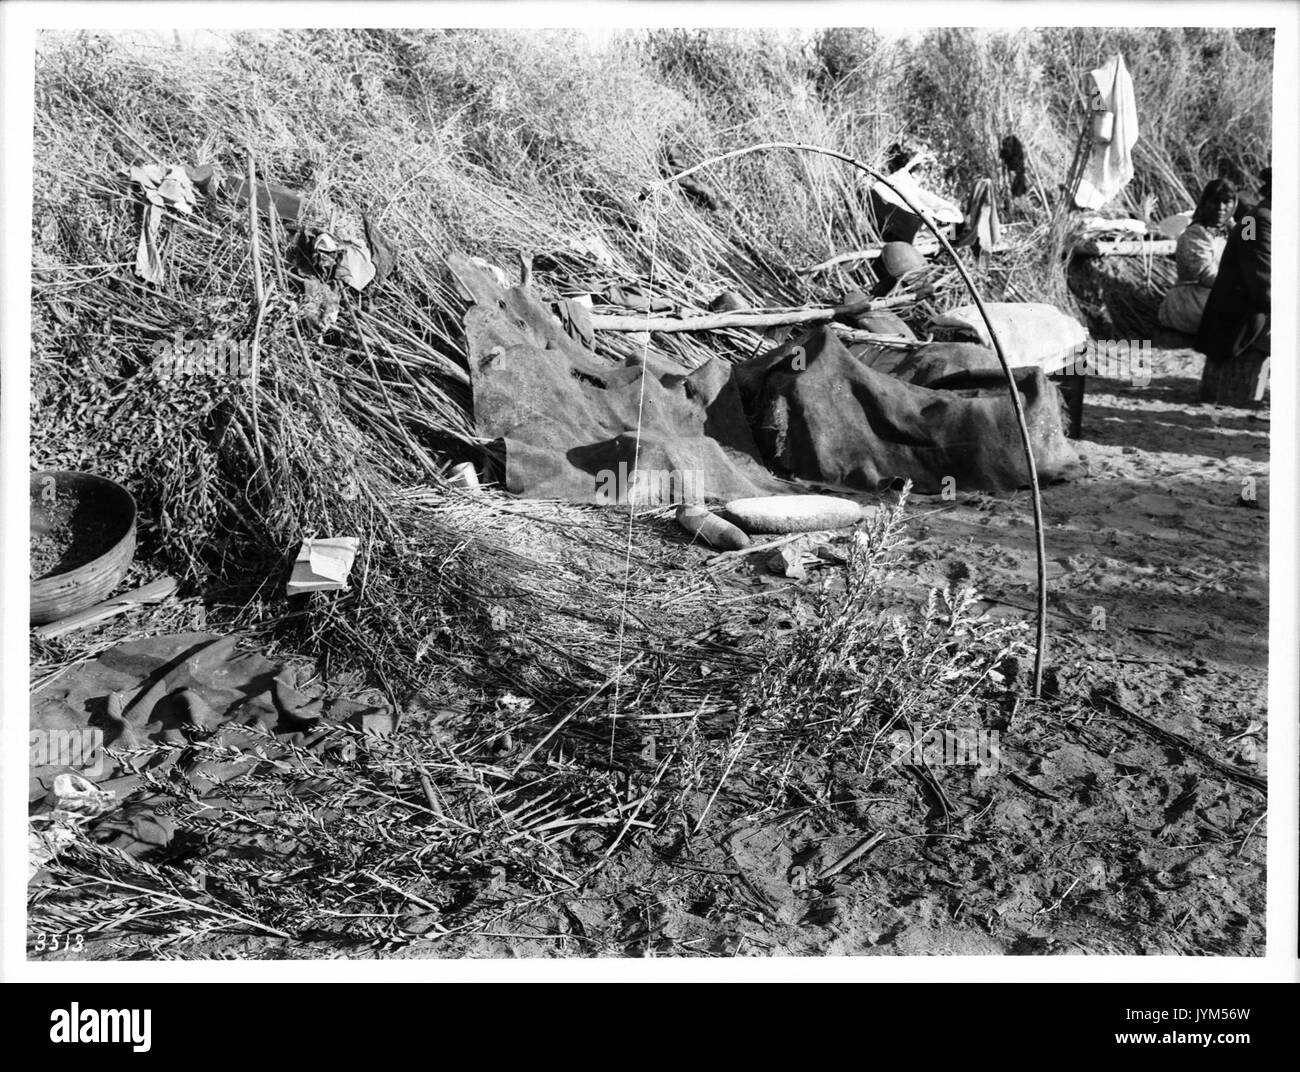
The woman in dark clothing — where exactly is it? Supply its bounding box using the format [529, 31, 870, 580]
[1197, 169, 1271, 405]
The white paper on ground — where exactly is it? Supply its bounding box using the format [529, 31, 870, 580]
[286, 537, 360, 594]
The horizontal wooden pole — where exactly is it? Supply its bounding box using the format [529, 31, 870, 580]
[798, 236, 941, 275]
[33, 576, 178, 639]
[588, 291, 918, 333]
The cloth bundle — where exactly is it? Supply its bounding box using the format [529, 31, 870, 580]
[734, 326, 1083, 494]
[29, 633, 393, 865]
[452, 252, 783, 504]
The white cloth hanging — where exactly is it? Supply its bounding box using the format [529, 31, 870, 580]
[1074, 53, 1140, 210]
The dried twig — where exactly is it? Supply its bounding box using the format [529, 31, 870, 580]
[1035, 875, 1083, 918]
[67, 875, 293, 940]
[704, 532, 816, 568]
[817, 830, 886, 881]
[588, 291, 916, 333]
[1098, 695, 1267, 793]
[246, 149, 269, 474]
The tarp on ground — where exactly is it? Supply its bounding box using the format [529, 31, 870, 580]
[29, 633, 391, 862]
[733, 326, 1082, 494]
[452, 252, 784, 504]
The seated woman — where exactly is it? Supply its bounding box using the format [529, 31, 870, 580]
[1157, 179, 1237, 334]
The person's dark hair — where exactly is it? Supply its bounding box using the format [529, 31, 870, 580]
[1193, 178, 1237, 225]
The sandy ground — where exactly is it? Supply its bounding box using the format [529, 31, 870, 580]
[857, 342, 1270, 955]
[420, 341, 1269, 959]
[514, 341, 1270, 958]
[919, 343, 1268, 673]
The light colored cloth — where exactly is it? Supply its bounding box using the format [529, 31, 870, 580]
[1078, 216, 1147, 237]
[1158, 285, 1211, 334]
[958, 178, 1003, 254]
[875, 167, 964, 225]
[129, 163, 197, 286]
[1157, 223, 1226, 334]
[928, 302, 1087, 373]
[1173, 223, 1226, 286]
[1074, 54, 1139, 210]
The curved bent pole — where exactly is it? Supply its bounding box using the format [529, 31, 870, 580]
[642, 141, 1049, 698]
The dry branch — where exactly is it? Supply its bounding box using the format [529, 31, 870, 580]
[589, 292, 915, 333]
[798, 235, 941, 275]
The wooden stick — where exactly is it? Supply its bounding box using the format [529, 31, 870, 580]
[692, 729, 749, 836]
[246, 150, 268, 474]
[834, 327, 931, 350]
[798, 235, 941, 275]
[588, 291, 918, 333]
[817, 830, 886, 880]
[32, 577, 179, 639]
[797, 248, 884, 273]
[366, 871, 446, 918]
[1098, 696, 1266, 793]
[644, 141, 1051, 698]
[704, 532, 813, 567]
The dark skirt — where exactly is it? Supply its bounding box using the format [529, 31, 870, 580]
[1200, 349, 1270, 406]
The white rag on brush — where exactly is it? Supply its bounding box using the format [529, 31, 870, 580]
[1074, 53, 1140, 211]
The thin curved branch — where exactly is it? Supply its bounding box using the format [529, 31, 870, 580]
[644, 141, 1049, 697]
